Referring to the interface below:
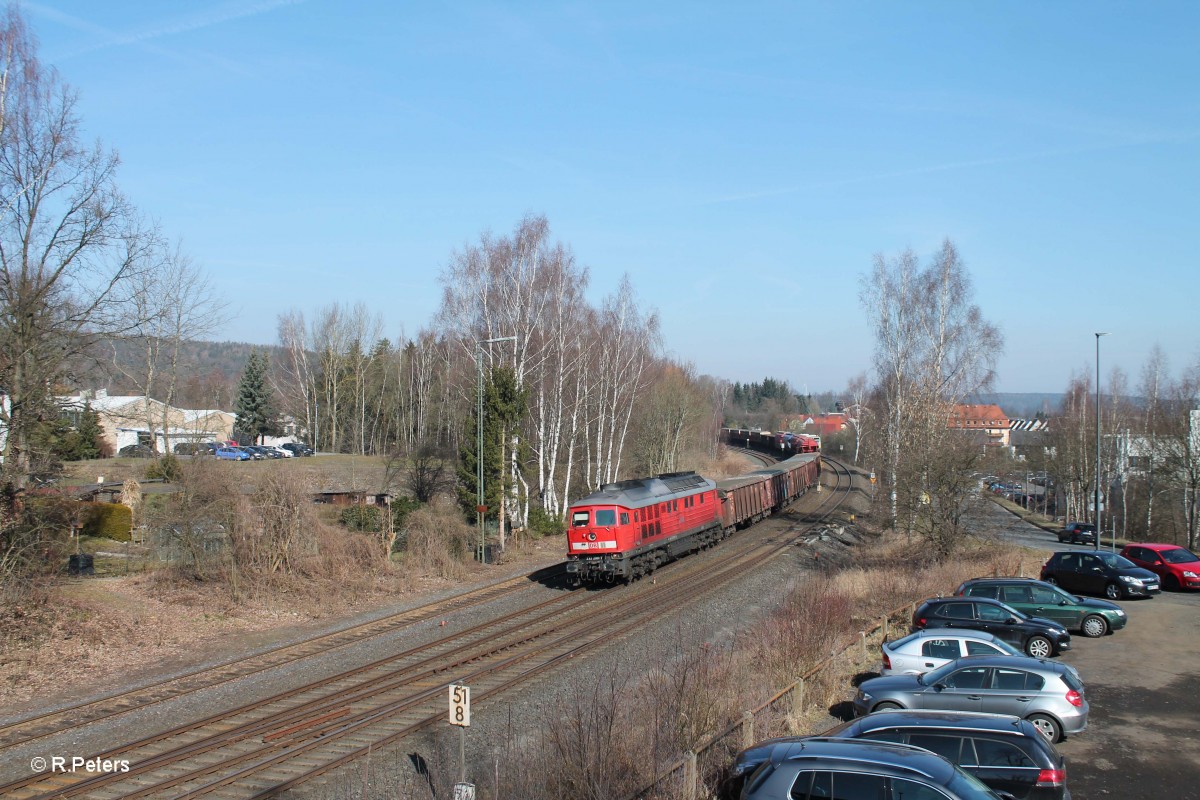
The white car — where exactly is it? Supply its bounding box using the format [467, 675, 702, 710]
[881, 629, 1022, 675]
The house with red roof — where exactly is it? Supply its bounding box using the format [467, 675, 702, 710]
[948, 404, 1011, 447]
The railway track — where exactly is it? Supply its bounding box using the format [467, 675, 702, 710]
[0, 569, 559, 751]
[0, 458, 855, 799]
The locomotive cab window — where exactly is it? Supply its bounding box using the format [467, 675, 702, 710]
[620, 513, 629, 525]
[594, 509, 617, 527]
[572, 511, 589, 527]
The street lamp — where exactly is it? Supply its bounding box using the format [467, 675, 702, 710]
[1094, 332, 1108, 551]
[477, 335, 516, 564]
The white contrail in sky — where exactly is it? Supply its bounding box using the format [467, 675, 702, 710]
[29, 0, 304, 60]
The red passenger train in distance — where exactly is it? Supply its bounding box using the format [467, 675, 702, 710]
[565, 451, 821, 585]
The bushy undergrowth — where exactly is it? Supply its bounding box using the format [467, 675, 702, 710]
[403, 507, 474, 580]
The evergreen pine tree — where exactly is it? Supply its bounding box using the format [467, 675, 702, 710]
[457, 365, 527, 527]
[233, 351, 277, 444]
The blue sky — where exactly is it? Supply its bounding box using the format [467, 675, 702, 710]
[27, 1, 1200, 394]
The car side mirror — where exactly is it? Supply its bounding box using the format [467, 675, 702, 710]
[1152, 559, 1163, 566]
[1007, 616, 1019, 624]
[933, 682, 947, 691]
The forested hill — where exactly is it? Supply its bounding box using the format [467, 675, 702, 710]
[71, 338, 283, 410]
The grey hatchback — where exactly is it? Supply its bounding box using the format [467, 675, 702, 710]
[739, 737, 1004, 800]
[852, 655, 1088, 743]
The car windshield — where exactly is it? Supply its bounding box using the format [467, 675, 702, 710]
[1162, 548, 1200, 564]
[1096, 552, 1137, 569]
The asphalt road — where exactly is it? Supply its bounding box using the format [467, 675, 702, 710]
[978, 499, 1200, 800]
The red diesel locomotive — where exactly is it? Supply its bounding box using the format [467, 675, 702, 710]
[566, 452, 821, 585]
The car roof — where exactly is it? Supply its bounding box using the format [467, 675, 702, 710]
[960, 577, 1055, 586]
[846, 709, 1028, 735]
[892, 628, 999, 642]
[935, 654, 1066, 672]
[1126, 542, 1186, 552]
[771, 738, 958, 782]
[921, 595, 1007, 607]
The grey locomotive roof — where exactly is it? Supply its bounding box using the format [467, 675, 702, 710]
[570, 471, 715, 508]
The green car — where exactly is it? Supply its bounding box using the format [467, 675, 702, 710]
[955, 577, 1127, 638]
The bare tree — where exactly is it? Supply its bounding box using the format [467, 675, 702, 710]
[113, 241, 227, 452]
[859, 240, 1002, 546]
[0, 7, 153, 503]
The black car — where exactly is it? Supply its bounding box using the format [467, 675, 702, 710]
[1055, 522, 1096, 545]
[731, 710, 1068, 800]
[736, 737, 1002, 800]
[118, 443, 155, 458]
[281, 442, 314, 456]
[1040, 550, 1161, 600]
[955, 577, 1127, 638]
[912, 597, 1071, 658]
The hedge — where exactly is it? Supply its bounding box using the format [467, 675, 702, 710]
[80, 502, 134, 542]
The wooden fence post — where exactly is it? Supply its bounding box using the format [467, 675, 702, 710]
[881, 615, 889, 641]
[684, 751, 698, 800]
[859, 631, 867, 659]
[742, 710, 755, 750]
[792, 676, 806, 720]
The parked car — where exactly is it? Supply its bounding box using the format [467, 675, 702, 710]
[1055, 522, 1097, 545]
[260, 445, 292, 458]
[852, 655, 1088, 743]
[955, 577, 1127, 638]
[735, 737, 1005, 800]
[1040, 550, 1160, 600]
[281, 442, 314, 456]
[245, 445, 279, 459]
[118, 444, 155, 458]
[912, 597, 1071, 658]
[882, 629, 1024, 676]
[215, 446, 250, 461]
[236, 446, 264, 460]
[731, 710, 1069, 800]
[1120, 543, 1200, 591]
[173, 442, 216, 456]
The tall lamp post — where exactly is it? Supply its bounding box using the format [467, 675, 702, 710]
[477, 335, 516, 563]
[1094, 332, 1108, 551]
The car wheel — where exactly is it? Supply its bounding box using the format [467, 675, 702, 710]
[1027, 713, 1062, 744]
[1044, 576, 1058, 586]
[1105, 582, 1122, 600]
[1025, 635, 1053, 658]
[1081, 614, 1108, 638]
[872, 701, 902, 712]
[1165, 574, 1181, 592]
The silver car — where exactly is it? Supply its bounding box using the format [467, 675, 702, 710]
[882, 629, 1023, 675]
[852, 654, 1088, 743]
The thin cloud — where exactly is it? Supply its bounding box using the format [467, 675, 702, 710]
[703, 132, 1200, 205]
[30, 0, 304, 61]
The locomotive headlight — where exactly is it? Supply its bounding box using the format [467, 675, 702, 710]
[587, 532, 596, 541]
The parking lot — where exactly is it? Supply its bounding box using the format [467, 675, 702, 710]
[1054, 587, 1200, 798]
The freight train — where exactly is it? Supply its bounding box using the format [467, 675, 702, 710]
[565, 450, 821, 585]
[722, 427, 820, 457]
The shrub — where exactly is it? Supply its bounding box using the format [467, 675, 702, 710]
[527, 504, 565, 539]
[80, 502, 133, 542]
[144, 455, 183, 482]
[391, 495, 422, 528]
[340, 504, 382, 532]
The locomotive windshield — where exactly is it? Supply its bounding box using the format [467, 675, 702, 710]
[594, 509, 617, 527]
[572, 511, 589, 527]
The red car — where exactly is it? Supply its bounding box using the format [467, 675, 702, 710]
[1120, 543, 1200, 591]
